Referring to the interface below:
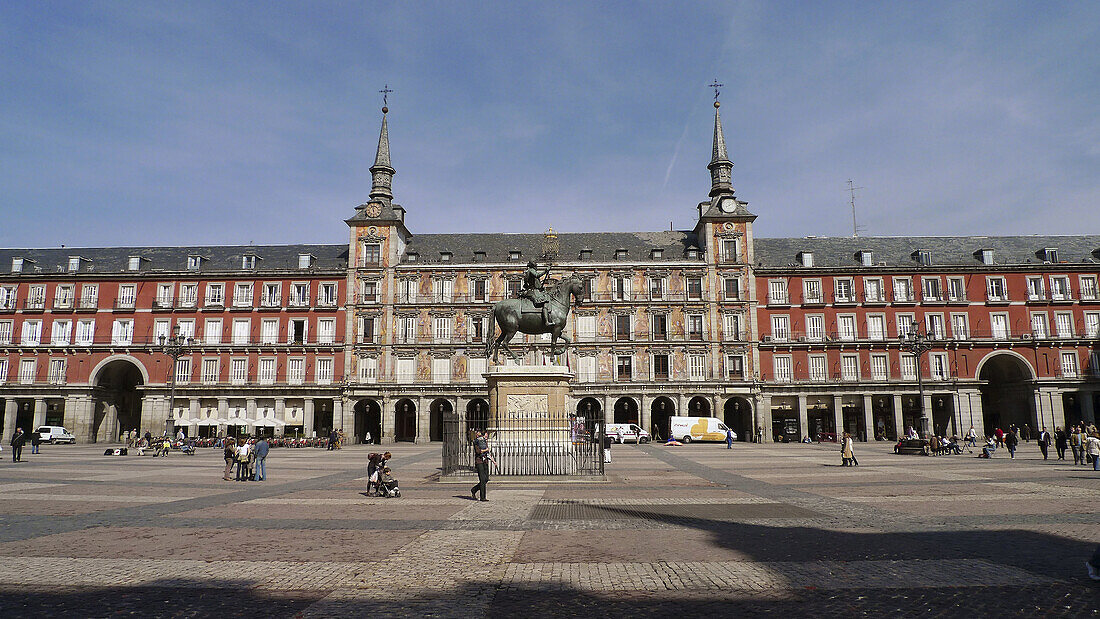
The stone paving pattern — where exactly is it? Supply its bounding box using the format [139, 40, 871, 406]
[0, 440, 1096, 617]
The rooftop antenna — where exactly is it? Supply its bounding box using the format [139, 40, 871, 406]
[846, 179, 865, 237]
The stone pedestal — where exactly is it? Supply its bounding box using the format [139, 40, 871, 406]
[485, 365, 577, 476]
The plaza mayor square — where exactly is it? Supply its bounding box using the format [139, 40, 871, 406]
[0, 3, 1098, 618]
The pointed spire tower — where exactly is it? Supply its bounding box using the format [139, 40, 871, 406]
[369, 105, 395, 205]
[708, 100, 734, 198]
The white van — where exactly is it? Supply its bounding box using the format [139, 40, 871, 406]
[669, 416, 735, 443]
[605, 423, 650, 443]
[36, 426, 76, 444]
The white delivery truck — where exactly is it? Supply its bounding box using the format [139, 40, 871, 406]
[669, 416, 735, 443]
[605, 423, 651, 443]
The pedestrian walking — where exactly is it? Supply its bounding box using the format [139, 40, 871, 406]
[10, 428, 26, 462]
[994, 427, 1004, 447]
[725, 427, 734, 449]
[470, 430, 492, 502]
[841, 432, 856, 466]
[30, 430, 41, 455]
[1085, 432, 1100, 472]
[253, 437, 269, 481]
[1022, 424, 1032, 442]
[1005, 429, 1018, 459]
[1069, 425, 1082, 465]
[1077, 427, 1091, 466]
[603, 429, 613, 463]
[1054, 427, 1068, 460]
[1037, 427, 1051, 460]
[222, 438, 237, 481]
[965, 427, 978, 449]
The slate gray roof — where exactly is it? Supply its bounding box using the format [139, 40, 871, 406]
[754, 235, 1100, 269]
[403, 231, 702, 264]
[0, 244, 348, 275]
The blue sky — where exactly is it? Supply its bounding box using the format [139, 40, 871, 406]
[1, 1, 1097, 247]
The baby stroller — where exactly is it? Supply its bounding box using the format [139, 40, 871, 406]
[377, 467, 401, 498]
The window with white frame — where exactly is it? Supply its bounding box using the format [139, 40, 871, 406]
[317, 318, 336, 344]
[838, 315, 857, 341]
[1090, 352, 1100, 377]
[722, 238, 740, 261]
[75, 320, 94, 345]
[806, 315, 825, 341]
[19, 358, 36, 383]
[809, 355, 827, 382]
[617, 314, 634, 341]
[126, 256, 140, 271]
[177, 319, 195, 341]
[54, 285, 74, 308]
[232, 319, 250, 345]
[686, 277, 702, 300]
[230, 358, 248, 384]
[834, 278, 854, 303]
[986, 277, 1007, 301]
[261, 319, 279, 344]
[1085, 313, 1100, 338]
[320, 282, 337, 306]
[258, 358, 276, 384]
[840, 354, 859, 380]
[472, 278, 488, 302]
[576, 315, 596, 341]
[359, 316, 377, 343]
[653, 353, 670, 380]
[178, 283, 197, 308]
[688, 354, 706, 381]
[0, 285, 15, 310]
[771, 315, 790, 341]
[726, 355, 745, 379]
[1061, 351, 1079, 378]
[1054, 312, 1073, 338]
[262, 282, 281, 307]
[893, 277, 913, 302]
[650, 313, 667, 340]
[156, 283, 174, 308]
[773, 355, 792, 382]
[153, 319, 171, 343]
[803, 279, 823, 303]
[1050, 276, 1071, 301]
[116, 284, 136, 308]
[79, 283, 97, 309]
[432, 316, 451, 343]
[233, 283, 253, 307]
[27, 285, 45, 308]
[360, 281, 378, 303]
[649, 276, 665, 299]
[900, 354, 917, 379]
[1026, 277, 1044, 301]
[360, 243, 381, 266]
[469, 357, 487, 384]
[0, 320, 12, 345]
[926, 314, 945, 340]
[0, 358, 7, 383]
[946, 277, 965, 302]
[1030, 313, 1049, 338]
[395, 357, 416, 381]
[11, 257, 23, 273]
[187, 255, 203, 270]
[951, 314, 969, 339]
[723, 277, 740, 300]
[298, 253, 313, 269]
[201, 358, 219, 384]
[687, 314, 703, 340]
[175, 358, 192, 384]
[896, 314, 915, 338]
[397, 316, 416, 343]
[922, 277, 942, 301]
[48, 358, 66, 384]
[768, 280, 788, 304]
[867, 315, 886, 341]
[359, 357, 378, 382]
[723, 313, 741, 340]
[242, 255, 257, 269]
[204, 318, 222, 344]
[578, 356, 596, 383]
[50, 319, 71, 345]
[616, 356, 632, 381]
[870, 354, 888, 380]
[991, 314, 1010, 339]
[930, 353, 950, 380]
[315, 358, 334, 384]
[1080, 276, 1098, 301]
[289, 283, 309, 307]
[287, 358, 305, 384]
[399, 279, 417, 303]
[864, 278, 884, 303]
[614, 275, 632, 301]
[22, 319, 44, 345]
[800, 251, 814, 267]
[432, 357, 450, 384]
[433, 279, 454, 303]
[205, 283, 224, 306]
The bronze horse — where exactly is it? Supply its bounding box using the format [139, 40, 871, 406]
[486, 275, 585, 362]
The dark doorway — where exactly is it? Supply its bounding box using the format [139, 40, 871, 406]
[978, 353, 1035, 436]
[841, 402, 866, 441]
[1062, 393, 1083, 428]
[395, 399, 417, 442]
[575, 398, 601, 434]
[429, 399, 452, 442]
[466, 399, 489, 433]
[613, 397, 638, 424]
[354, 399, 382, 444]
[687, 396, 710, 417]
[15, 399, 34, 435]
[872, 395, 896, 440]
[650, 397, 675, 441]
[722, 397, 752, 441]
[93, 359, 145, 442]
[314, 399, 334, 438]
[931, 395, 955, 437]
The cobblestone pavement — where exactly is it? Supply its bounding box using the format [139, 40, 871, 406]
[0, 440, 1096, 617]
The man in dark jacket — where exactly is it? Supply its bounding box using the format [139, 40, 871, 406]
[252, 437, 269, 481]
[10, 428, 26, 462]
[30, 430, 41, 454]
[1037, 427, 1052, 460]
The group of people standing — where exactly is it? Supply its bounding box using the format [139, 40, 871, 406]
[222, 437, 269, 481]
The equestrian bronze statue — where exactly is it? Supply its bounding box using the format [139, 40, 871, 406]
[486, 266, 584, 363]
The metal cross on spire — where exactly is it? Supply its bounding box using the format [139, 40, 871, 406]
[379, 84, 394, 108]
[708, 78, 723, 103]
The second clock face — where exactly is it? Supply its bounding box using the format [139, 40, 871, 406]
[365, 202, 382, 217]
[719, 198, 736, 213]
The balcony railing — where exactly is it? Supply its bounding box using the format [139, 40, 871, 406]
[23, 299, 46, 311]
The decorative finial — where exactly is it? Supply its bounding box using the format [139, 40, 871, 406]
[708, 78, 723, 104]
[379, 84, 393, 112]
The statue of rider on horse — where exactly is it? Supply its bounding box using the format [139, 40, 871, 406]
[520, 260, 552, 323]
[486, 261, 584, 363]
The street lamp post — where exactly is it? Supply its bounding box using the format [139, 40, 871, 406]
[899, 321, 934, 438]
[158, 325, 194, 437]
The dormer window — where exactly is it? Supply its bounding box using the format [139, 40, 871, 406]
[11, 257, 23, 273]
[799, 252, 814, 268]
[187, 255, 204, 270]
[916, 250, 932, 266]
[979, 249, 994, 265]
[127, 256, 142, 271]
[242, 255, 258, 270]
[1042, 248, 1058, 263]
[298, 253, 314, 269]
[473, 251, 486, 262]
[406, 251, 418, 263]
[580, 248, 593, 261]
[614, 248, 628, 260]
[686, 248, 699, 260]
[650, 248, 663, 260]
[68, 256, 84, 272]
[509, 250, 521, 261]
[858, 250, 873, 267]
[440, 251, 452, 262]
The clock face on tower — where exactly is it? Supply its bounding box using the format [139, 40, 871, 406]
[719, 197, 736, 213]
[364, 202, 382, 218]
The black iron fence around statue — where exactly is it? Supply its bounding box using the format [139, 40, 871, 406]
[442, 414, 605, 477]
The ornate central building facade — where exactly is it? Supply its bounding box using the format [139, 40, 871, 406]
[1, 102, 1097, 443]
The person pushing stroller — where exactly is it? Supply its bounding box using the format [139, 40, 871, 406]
[366, 451, 391, 495]
[377, 466, 400, 498]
